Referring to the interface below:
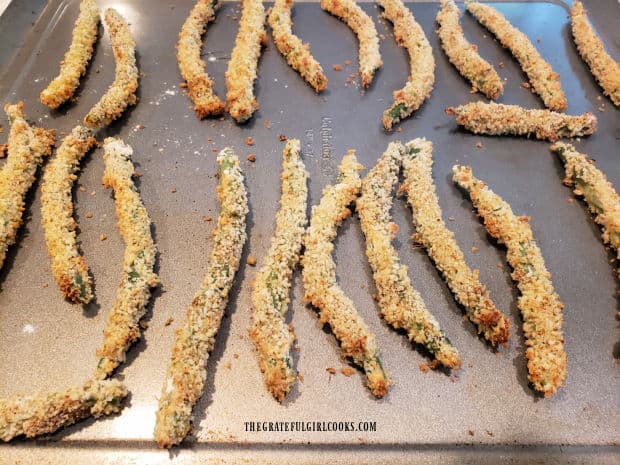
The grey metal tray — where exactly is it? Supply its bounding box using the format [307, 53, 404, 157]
[0, 1, 618, 463]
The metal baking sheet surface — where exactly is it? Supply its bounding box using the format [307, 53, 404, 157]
[0, 1, 618, 463]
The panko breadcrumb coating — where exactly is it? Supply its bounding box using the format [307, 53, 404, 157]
[94, 138, 159, 380]
[40, 0, 99, 109]
[321, 0, 382, 88]
[446, 101, 597, 142]
[401, 139, 509, 347]
[302, 151, 392, 397]
[378, 0, 434, 131]
[249, 139, 308, 402]
[453, 165, 566, 398]
[41, 125, 97, 304]
[0, 379, 127, 442]
[0, 103, 55, 272]
[551, 142, 620, 267]
[225, 0, 267, 123]
[269, 0, 328, 92]
[436, 0, 502, 100]
[84, 9, 138, 129]
[465, 1, 566, 111]
[177, 0, 226, 118]
[154, 148, 248, 448]
[356, 142, 461, 368]
[570, 1, 620, 107]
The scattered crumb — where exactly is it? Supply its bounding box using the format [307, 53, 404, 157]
[100, 234, 107, 241]
[219, 117, 225, 121]
[245, 136, 254, 146]
[164, 316, 174, 326]
[360, 283, 365, 289]
[471, 246, 478, 253]
[224, 362, 232, 370]
[333, 64, 343, 71]
[326, 367, 336, 375]
[180, 82, 188, 88]
[344, 59, 352, 66]
[207, 137, 213, 142]
[567, 198, 574, 203]
[297, 371, 304, 383]
[396, 127, 402, 132]
[136, 124, 145, 130]
[293, 345, 300, 352]
[91, 191, 96, 196]
[340, 367, 355, 377]
[78, 185, 86, 192]
[468, 430, 475, 436]
[139, 320, 149, 330]
[247, 256, 257, 266]
[263, 119, 272, 129]
[448, 216, 455, 221]
[598, 106, 605, 112]
[419, 363, 430, 373]
[203, 215, 213, 222]
[475, 142, 483, 149]
[233, 353, 239, 359]
[170, 188, 177, 193]
[278, 134, 287, 141]
[247, 154, 256, 162]
[134, 171, 143, 178]
[212, 148, 218, 153]
[486, 430, 494, 437]
[521, 82, 530, 89]
[85, 212, 93, 219]
[42, 283, 49, 288]
[498, 62, 504, 69]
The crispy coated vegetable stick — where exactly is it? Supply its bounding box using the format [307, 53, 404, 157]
[0, 103, 55, 271]
[94, 138, 159, 380]
[84, 9, 138, 128]
[401, 139, 509, 347]
[321, 0, 382, 88]
[40, 0, 100, 110]
[453, 165, 566, 397]
[177, 0, 226, 118]
[41, 125, 97, 303]
[378, 0, 434, 131]
[249, 139, 308, 401]
[356, 142, 461, 368]
[302, 151, 392, 397]
[225, 0, 267, 123]
[570, 1, 620, 107]
[436, 0, 502, 100]
[465, 1, 566, 111]
[0, 379, 127, 442]
[269, 0, 328, 92]
[446, 101, 596, 142]
[550, 142, 620, 266]
[154, 148, 248, 448]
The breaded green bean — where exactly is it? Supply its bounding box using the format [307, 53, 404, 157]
[154, 148, 248, 448]
[94, 138, 159, 380]
[84, 9, 138, 128]
[0, 379, 127, 442]
[446, 101, 597, 142]
[0, 103, 55, 272]
[225, 0, 267, 123]
[249, 139, 308, 402]
[321, 0, 382, 88]
[356, 142, 461, 368]
[302, 151, 392, 397]
[41, 125, 97, 304]
[436, 0, 502, 100]
[551, 142, 620, 266]
[570, 1, 620, 107]
[465, 1, 566, 111]
[177, 0, 226, 118]
[378, 0, 434, 131]
[453, 165, 566, 397]
[40, 0, 100, 109]
[269, 0, 328, 92]
[402, 139, 509, 347]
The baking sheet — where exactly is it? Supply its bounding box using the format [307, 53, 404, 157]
[0, 0, 618, 463]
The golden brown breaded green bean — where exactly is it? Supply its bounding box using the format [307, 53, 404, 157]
[225, 0, 267, 123]
[249, 139, 308, 402]
[269, 0, 328, 92]
[40, 0, 100, 110]
[321, 0, 382, 88]
[41, 125, 97, 304]
[436, 0, 502, 100]
[446, 101, 597, 142]
[302, 151, 392, 397]
[356, 142, 461, 368]
[0, 379, 127, 442]
[550, 142, 620, 266]
[94, 138, 159, 380]
[378, 0, 434, 131]
[570, 1, 620, 107]
[154, 148, 248, 448]
[177, 0, 226, 118]
[84, 9, 138, 129]
[453, 165, 566, 398]
[465, 1, 566, 111]
[0, 103, 55, 272]
[402, 139, 509, 347]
